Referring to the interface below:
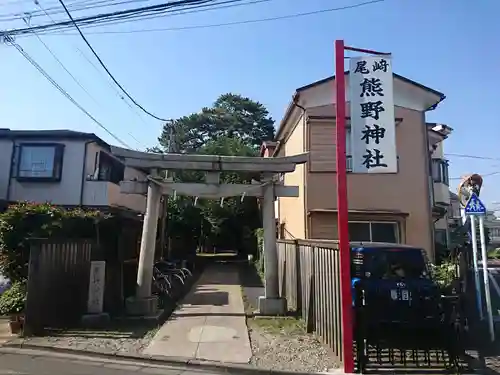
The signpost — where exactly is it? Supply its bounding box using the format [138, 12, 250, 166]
[464, 192, 495, 341]
[335, 40, 392, 374]
[349, 56, 397, 173]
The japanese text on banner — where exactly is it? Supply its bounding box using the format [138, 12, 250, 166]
[349, 56, 397, 173]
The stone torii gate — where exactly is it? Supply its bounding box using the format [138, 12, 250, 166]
[112, 146, 308, 316]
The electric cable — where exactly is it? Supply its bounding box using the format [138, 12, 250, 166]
[5, 36, 132, 148]
[56, 0, 196, 121]
[0, 0, 164, 22]
[36, 0, 149, 148]
[446, 153, 500, 162]
[22, 15, 101, 107]
[450, 171, 500, 181]
[37, 0, 386, 36]
[48, 0, 271, 32]
[0, 0, 216, 37]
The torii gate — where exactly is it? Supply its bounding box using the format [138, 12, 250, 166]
[112, 146, 308, 316]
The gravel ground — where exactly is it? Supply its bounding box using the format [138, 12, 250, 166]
[238, 263, 339, 373]
[247, 317, 338, 373]
[3, 323, 158, 356]
[3, 264, 339, 372]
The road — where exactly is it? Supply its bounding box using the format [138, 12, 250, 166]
[0, 350, 224, 375]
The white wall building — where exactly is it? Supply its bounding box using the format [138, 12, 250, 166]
[0, 129, 146, 214]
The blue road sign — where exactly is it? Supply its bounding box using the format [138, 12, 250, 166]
[464, 193, 487, 215]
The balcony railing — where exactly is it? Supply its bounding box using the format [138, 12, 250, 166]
[82, 180, 146, 213]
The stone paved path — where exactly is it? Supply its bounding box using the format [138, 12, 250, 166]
[144, 264, 252, 364]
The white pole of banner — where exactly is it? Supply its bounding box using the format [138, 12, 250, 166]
[479, 215, 495, 341]
[470, 215, 484, 320]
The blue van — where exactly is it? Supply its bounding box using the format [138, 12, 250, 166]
[351, 242, 441, 329]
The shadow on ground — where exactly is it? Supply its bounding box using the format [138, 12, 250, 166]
[238, 262, 264, 314]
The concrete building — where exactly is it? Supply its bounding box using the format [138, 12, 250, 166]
[0, 129, 146, 214]
[484, 211, 500, 248]
[428, 123, 453, 248]
[262, 72, 449, 257]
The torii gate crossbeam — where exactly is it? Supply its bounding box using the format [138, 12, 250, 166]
[116, 149, 308, 317]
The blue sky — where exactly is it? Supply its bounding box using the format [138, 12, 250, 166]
[0, 0, 498, 206]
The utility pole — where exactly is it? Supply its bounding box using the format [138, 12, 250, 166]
[159, 120, 175, 259]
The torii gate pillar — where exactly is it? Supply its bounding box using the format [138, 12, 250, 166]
[126, 180, 162, 316]
[258, 181, 286, 315]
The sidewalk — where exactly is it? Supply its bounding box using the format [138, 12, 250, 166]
[0, 317, 13, 344]
[144, 263, 252, 364]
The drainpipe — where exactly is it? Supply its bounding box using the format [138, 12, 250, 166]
[79, 141, 94, 206]
[292, 99, 308, 238]
[6, 139, 15, 203]
[425, 95, 447, 260]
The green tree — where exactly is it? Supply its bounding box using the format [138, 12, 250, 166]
[165, 136, 261, 254]
[154, 93, 274, 256]
[158, 93, 275, 153]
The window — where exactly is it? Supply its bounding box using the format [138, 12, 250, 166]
[490, 228, 500, 239]
[432, 159, 449, 185]
[434, 229, 448, 247]
[17, 143, 64, 181]
[97, 151, 125, 184]
[349, 221, 399, 243]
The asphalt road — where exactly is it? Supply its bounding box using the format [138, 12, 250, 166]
[0, 351, 225, 375]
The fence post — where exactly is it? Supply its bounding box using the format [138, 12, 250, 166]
[294, 240, 302, 313]
[306, 245, 316, 333]
[24, 242, 42, 336]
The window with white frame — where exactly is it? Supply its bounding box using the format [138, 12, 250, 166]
[97, 151, 125, 184]
[431, 158, 449, 185]
[348, 221, 399, 243]
[17, 143, 64, 181]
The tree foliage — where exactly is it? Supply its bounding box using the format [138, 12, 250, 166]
[0, 202, 106, 283]
[159, 93, 275, 153]
[155, 93, 275, 256]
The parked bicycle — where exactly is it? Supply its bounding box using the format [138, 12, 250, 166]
[152, 259, 192, 298]
[155, 259, 192, 283]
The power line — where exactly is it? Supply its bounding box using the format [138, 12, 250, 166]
[0, 0, 216, 37]
[35, 1, 148, 148]
[450, 171, 500, 181]
[55, 0, 385, 35]
[0, 0, 159, 22]
[4, 36, 132, 148]
[56, 0, 171, 122]
[446, 153, 500, 161]
[47, 0, 271, 33]
[75, 46, 150, 124]
[2, 0, 383, 37]
[22, 15, 101, 107]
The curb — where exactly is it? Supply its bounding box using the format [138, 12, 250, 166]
[0, 342, 338, 375]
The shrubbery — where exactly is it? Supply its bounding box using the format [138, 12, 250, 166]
[254, 228, 264, 278]
[0, 281, 26, 316]
[0, 202, 106, 284]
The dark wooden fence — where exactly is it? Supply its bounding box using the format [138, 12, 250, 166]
[24, 240, 95, 335]
[277, 239, 343, 364]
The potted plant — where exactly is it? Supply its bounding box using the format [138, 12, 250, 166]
[0, 282, 26, 334]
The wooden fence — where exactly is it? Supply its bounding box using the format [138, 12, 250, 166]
[277, 239, 343, 364]
[24, 240, 95, 335]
